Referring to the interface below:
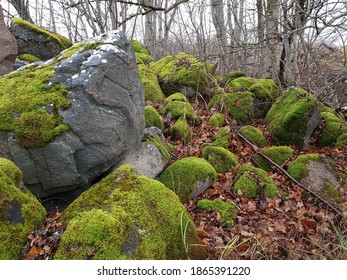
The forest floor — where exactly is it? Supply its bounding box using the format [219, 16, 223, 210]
[21, 96, 347, 260]
[165, 98, 347, 260]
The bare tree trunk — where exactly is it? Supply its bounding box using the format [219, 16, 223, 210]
[9, 0, 33, 22]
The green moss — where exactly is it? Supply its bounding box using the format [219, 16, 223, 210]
[248, 79, 279, 101]
[319, 112, 347, 147]
[208, 92, 254, 123]
[132, 40, 154, 64]
[0, 158, 46, 259]
[223, 71, 246, 85]
[0, 63, 71, 148]
[145, 106, 164, 131]
[13, 17, 72, 49]
[252, 146, 293, 171]
[233, 164, 279, 198]
[162, 100, 195, 120]
[158, 157, 217, 203]
[56, 165, 204, 260]
[166, 93, 188, 103]
[17, 54, 41, 63]
[265, 87, 319, 148]
[336, 133, 347, 148]
[138, 64, 165, 103]
[146, 135, 170, 160]
[240, 125, 267, 147]
[203, 127, 230, 149]
[150, 52, 211, 95]
[56, 42, 86, 62]
[170, 118, 192, 143]
[201, 146, 238, 173]
[226, 77, 255, 92]
[323, 182, 340, 199]
[208, 113, 225, 128]
[196, 199, 236, 227]
[287, 154, 321, 180]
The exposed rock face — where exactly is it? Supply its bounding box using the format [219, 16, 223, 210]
[0, 31, 145, 197]
[0, 5, 18, 76]
[10, 17, 71, 61]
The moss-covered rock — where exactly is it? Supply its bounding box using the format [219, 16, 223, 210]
[233, 164, 279, 198]
[0, 158, 46, 259]
[0, 64, 71, 148]
[265, 87, 320, 149]
[252, 146, 293, 171]
[208, 113, 225, 128]
[336, 133, 347, 148]
[56, 165, 205, 260]
[146, 134, 171, 160]
[163, 100, 194, 119]
[287, 154, 321, 180]
[170, 118, 192, 143]
[158, 157, 217, 203]
[203, 127, 230, 149]
[239, 125, 267, 147]
[166, 92, 188, 103]
[248, 79, 279, 118]
[208, 92, 254, 123]
[145, 106, 164, 131]
[319, 112, 347, 147]
[138, 64, 165, 103]
[222, 71, 246, 85]
[201, 146, 238, 173]
[150, 52, 211, 95]
[226, 76, 255, 92]
[196, 199, 236, 227]
[132, 40, 154, 64]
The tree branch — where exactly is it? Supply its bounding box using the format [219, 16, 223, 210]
[234, 126, 343, 217]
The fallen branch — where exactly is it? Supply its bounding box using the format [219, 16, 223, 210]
[234, 127, 343, 217]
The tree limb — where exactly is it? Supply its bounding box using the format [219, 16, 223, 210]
[234, 126, 343, 217]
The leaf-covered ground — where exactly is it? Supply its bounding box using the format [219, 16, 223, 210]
[21, 97, 346, 260]
[164, 99, 347, 260]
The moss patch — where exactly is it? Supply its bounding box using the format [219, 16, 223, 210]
[163, 100, 194, 119]
[170, 118, 192, 144]
[166, 93, 188, 103]
[56, 165, 204, 260]
[287, 154, 321, 180]
[208, 92, 254, 123]
[248, 79, 279, 101]
[336, 133, 347, 148]
[138, 64, 165, 103]
[252, 146, 293, 171]
[233, 164, 279, 198]
[145, 106, 164, 131]
[240, 125, 267, 147]
[222, 71, 246, 85]
[265, 87, 320, 148]
[12, 17, 72, 49]
[319, 112, 347, 147]
[0, 158, 46, 259]
[158, 157, 217, 203]
[146, 135, 170, 160]
[17, 54, 41, 63]
[0, 64, 71, 148]
[132, 40, 154, 64]
[208, 113, 225, 128]
[323, 181, 340, 199]
[203, 127, 230, 149]
[150, 52, 211, 95]
[226, 77, 255, 92]
[197, 199, 236, 227]
[202, 146, 238, 173]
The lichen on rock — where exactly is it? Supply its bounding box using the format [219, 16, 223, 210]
[55, 165, 205, 260]
[0, 158, 46, 259]
[158, 157, 217, 203]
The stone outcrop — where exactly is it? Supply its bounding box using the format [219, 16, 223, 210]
[0, 31, 145, 197]
[10, 17, 71, 61]
[0, 5, 18, 76]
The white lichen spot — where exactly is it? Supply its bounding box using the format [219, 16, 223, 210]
[72, 73, 79, 79]
[81, 69, 86, 74]
[102, 59, 107, 64]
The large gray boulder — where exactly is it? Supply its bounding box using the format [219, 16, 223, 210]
[0, 5, 17, 76]
[10, 17, 71, 61]
[0, 31, 145, 197]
